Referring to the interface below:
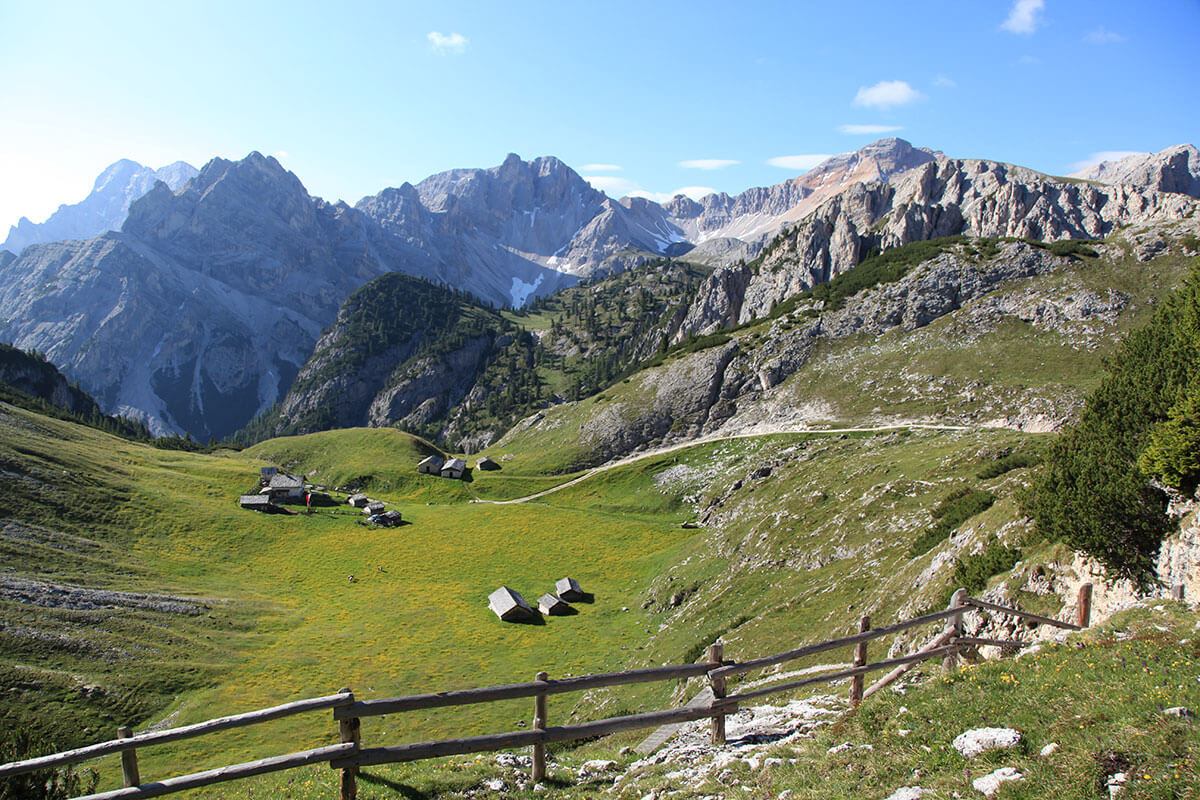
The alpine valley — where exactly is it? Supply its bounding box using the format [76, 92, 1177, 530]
[2, 136, 1200, 799]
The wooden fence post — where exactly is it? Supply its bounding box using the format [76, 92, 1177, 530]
[943, 588, 967, 674]
[1076, 583, 1093, 628]
[708, 643, 726, 746]
[850, 615, 870, 708]
[337, 688, 360, 800]
[531, 672, 548, 783]
[117, 726, 140, 788]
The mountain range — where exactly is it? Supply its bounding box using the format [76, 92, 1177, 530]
[1, 159, 198, 254]
[1, 139, 1198, 441]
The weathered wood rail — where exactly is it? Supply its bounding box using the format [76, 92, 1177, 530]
[0, 585, 1091, 800]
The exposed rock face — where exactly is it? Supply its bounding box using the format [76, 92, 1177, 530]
[2, 159, 197, 254]
[677, 156, 1200, 337]
[663, 138, 937, 250]
[1071, 144, 1200, 198]
[0, 154, 388, 438]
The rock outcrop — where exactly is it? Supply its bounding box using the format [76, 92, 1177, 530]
[1071, 144, 1200, 198]
[677, 155, 1200, 337]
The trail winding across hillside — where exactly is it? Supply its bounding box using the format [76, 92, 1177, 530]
[476, 422, 977, 505]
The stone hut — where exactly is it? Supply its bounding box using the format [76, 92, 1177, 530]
[363, 501, 386, 516]
[262, 473, 305, 503]
[348, 493, 370, 508]
[417, 455, 445, 475]
[476, 456, 500, 471]
[441, 458, 467, 479]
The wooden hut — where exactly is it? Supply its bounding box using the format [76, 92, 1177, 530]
[441, 458, 467, 479]
[538, 593, 572, 615]
[373, 510, 403, 527]
[476, 456, 500, 471]
[348, 493, 370, 508]
[239, 494, 273, 512]
[417, 455, 445, 475]
[555, 577, 585, 602]
[363, 501, 386, 516]
[488, 586, 535, 622]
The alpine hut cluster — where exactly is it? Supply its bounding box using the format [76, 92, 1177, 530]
[418, 455, 500, 480]
[488, 577, 587, 622]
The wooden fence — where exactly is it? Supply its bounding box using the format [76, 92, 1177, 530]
[0, 585, 1092, 800]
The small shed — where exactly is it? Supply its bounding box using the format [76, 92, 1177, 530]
[239, 494, 273, 512]
[348, 493, 370, 508]
[476, 456, 500, 471]
[441, 458, 467, 479]
[556, 577, 585, 602]
[372, 509, 403, 527]
[259, 466, 278, 485]
[538, 593, 572, 616]
[417, 455, 445, 475]
[363, 501, 386, 516]
[488, 586, 535, 622]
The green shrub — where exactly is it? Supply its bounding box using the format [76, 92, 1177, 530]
[1028, 261, 1200, 584]
[0, 730, 97, 800]
[977, 450, 1044, 479]
[950, 539, 1022, 599]
[1138, 386, 1200, 493]
[908, 488, 996, 556]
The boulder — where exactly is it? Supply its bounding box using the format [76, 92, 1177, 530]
[952, 727, 1021, 758]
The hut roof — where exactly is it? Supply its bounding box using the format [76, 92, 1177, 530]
[240, 494, 271, 508]
[538, 593, 572, 615]
[268, 473, 304, 490]
[488, 586, 534, 622]
[476, 456, 500, 470]
[418, 455, 445, 467]
[555, 577, 585, 602]
[363, 501, 386, 514]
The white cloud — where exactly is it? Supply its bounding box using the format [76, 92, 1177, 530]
[1085, 27, 1125, 44]
[766, 154, 834, 172]
[427, 31, 468, 54]
[1070, 150, 1147, 173]
[837, 124, 903, 135]
[678, 158, 740, 170]
[852, 80, 923, 110]
[273, 150, 290, 159]
[629, 186, 718, 203]
[1001, 0, 1044, 34]
[581, 163, 622, 172]
[933, 74, 957, 88]
[584, 175, 638, 195]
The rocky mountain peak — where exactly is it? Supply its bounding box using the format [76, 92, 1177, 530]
[1071, 144, 1200, 199]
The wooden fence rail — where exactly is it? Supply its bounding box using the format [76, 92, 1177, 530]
[0, 585, 1091, 800]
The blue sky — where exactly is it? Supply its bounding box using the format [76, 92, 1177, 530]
[1, 0, 1197, 233]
